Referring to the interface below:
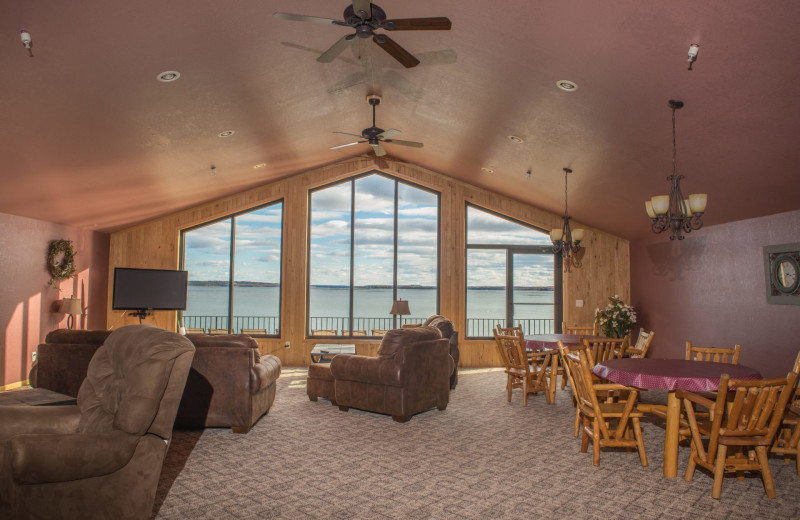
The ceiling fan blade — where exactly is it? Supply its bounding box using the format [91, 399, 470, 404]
[331, 141, 366, 150]
[317, 34, 356, 63]
[351, 0, 371, 19]
[333, 131, 365, 139]
[384, 139, 423, 148]
[383, 17, 452, 31]
[371, 142, 387, 156]
[372, 35, 420, 68]
[273, 12, 342, 25]
[378, 128, 401, 139]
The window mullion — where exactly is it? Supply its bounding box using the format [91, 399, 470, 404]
[228, 217, 236, 333]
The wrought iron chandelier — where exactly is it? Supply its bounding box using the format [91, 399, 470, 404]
[550, 167, 584, 269]
[645, 100, 707, 240]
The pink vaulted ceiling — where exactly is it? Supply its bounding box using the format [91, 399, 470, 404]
[1, 1, 799, 238]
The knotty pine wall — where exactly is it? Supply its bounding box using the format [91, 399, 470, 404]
[107, 156, 629, 367]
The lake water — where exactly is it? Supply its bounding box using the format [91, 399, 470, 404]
[184, 286, 554, 336]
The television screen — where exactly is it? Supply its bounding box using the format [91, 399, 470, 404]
[112, 268, 188, 311]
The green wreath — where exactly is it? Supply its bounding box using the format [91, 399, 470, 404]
[48, 239, 76, 288]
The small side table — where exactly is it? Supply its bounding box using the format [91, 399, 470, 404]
[310, 343, 356, 363]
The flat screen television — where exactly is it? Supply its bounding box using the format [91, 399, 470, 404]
[112, 268, 188, 318]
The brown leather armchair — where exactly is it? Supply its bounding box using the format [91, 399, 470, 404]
[0, 324, 195, 520]
[404, 315, 460, 389]
[330, 326, 453, 422]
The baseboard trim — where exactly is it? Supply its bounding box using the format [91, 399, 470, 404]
[0, 380, 28, 391]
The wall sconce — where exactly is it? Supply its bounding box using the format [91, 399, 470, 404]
[58, 297, 83, 329]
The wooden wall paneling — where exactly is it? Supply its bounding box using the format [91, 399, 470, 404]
[107, 156, 630, 367]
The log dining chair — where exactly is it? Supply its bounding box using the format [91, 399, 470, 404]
[770, 351, 800, 474]
[581, 337, 628, 366]
[626, 329, 655, 358]
[241, 328, 268, 336]
[493, 330, 552, 406]
[685, 342, 742, 364]
[679, 371, 798, 499]
[185, 327, 206, 334]
[557, 340, 587, 437]
[562, 322, 597, 335]
[559, 345, 648, 467]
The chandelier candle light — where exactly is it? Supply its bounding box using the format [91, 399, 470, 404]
[551, 167, 584, 268]
[645, 100, 708, 240]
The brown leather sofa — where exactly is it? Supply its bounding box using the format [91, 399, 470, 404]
[0, 324, 195, 520]
[30, 329, 281, 433]
[404, 314, 460, 389]
[330, 326, 453, 422]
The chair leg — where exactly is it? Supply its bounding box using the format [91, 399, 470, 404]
[712, 444, 728, 499]
[592, 421, 601, 467]
[507, 375, 513, 402]
[574, 408, 581, 437]
[632, 417, 647, 467]
[685, 444, 697, 482]
[580, 417, 590, 454]
[755, 446, 776, 498]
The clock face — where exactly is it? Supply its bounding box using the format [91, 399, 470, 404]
[773, 253, 800, 294]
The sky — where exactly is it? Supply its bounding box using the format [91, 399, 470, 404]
[183, 173, 555, 288]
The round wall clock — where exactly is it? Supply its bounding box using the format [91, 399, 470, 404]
[764, 243, 800, 305]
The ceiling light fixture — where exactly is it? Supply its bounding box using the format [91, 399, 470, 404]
[508, 135, 524, 144]
[556, 80, 578, 91]
[687, 44, 699, 70]
[550, 167, 584, 270]
[645, 100, 707, 240]
[253, 163, 267, 169]
[481, 167, 494, 174]
[157, 71, 180, 82]
[217, 130, 234, 137]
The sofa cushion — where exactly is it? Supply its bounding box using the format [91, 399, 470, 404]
[45, 329, 112, 345]
[377, 326, 442, 358]
[186, 333, 261, 363]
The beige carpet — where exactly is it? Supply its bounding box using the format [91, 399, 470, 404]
[152, 368, 800, 519]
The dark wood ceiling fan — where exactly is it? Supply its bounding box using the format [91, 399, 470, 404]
[274, 1, 452, 68]
[330, 95, 423, 157]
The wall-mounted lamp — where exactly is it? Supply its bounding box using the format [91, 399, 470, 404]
[687, 44, 699, 70]
[58, 297, 83, 329]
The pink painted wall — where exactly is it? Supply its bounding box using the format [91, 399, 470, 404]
[630, 209, 800, 378]
[0, 211, 109, 387]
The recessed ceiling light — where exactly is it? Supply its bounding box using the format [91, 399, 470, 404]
[253, 163, 266, 169]
[508, 135, 524, 144]
[481, 167, 494, 174]
[218, 130, 235, 137]
[556, 80, 578, 92]
[157, 71, 180, 82]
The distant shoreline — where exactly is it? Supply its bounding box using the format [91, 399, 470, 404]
[189, 281, 553, 291]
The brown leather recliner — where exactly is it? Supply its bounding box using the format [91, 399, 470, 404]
[404, 315, 460, 389]
[0, 324, 195, 520]
[30, 330, 281, 433]
[330, 326, 453, 422]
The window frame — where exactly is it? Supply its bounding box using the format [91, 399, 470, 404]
[179, 199, 285, 337]
[464, 203, 562, 339]
[306, 170, 441, 338]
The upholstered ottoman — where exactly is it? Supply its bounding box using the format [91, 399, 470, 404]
[307, 363, 336, 405]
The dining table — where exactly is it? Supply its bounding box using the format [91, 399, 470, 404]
[524, 333, 607, 404]
[593, 357, 762, 478]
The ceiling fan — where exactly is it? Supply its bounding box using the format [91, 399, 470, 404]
[273, 1, 452, 68]
[330, 95, 423, 157]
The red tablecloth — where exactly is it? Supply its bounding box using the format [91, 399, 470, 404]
[593, 358, 761, 392]
[524, 334, 606, 351]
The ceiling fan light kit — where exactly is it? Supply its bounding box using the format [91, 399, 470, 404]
[274, 2, 452, 68]
[645, 100, 708, 240]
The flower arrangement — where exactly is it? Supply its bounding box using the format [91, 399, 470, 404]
[594, 295, 636, 339]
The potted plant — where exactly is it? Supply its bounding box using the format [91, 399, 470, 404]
[594, 295, 636, 339]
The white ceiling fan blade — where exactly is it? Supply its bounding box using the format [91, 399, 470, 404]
[384, 139, 423, 148]
[333, 131, 365, 139]
[378, 128, 401, 139]
[330, 141, 365, 150]
[317, 34, 356, 63]
[371, 142, 387, 156]
[351, 0, 372, 19]
[273, 12, 341, 25]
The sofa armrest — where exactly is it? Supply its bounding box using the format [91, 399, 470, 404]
[250, 355, 281, 394]
[0, 405, 81, 441]
[330, 354, 404, 387]
[7, 430, 141, 484]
